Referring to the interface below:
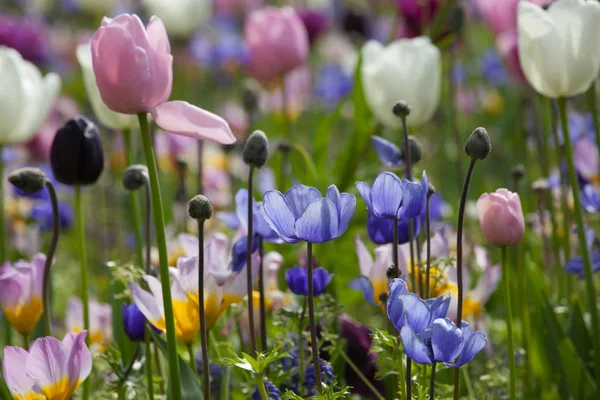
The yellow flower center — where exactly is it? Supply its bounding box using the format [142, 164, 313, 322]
[3, 296, 43, 336]
[40, 376, 81, 400]
[14, 393, 45, 400]
[463, 297, 483, 318]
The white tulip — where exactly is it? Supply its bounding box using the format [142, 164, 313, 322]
[518, 0, 600, 99]
[361, 37, 441, 128]
[0, 47, 61, 145]
[76, 44, 136, 131]
[142, 0, 211, 38]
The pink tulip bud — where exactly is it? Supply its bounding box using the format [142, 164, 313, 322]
[477, 189, 525, 247]
[244, 7, 309, 84]
[91, 14, 173, 115]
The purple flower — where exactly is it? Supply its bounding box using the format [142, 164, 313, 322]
[2, 331, 92, 399]
[356, 171, 429, 220]
[218, 188, 281, 243]
[313, 63, 353, 107]
[581, 184, 600, 213]
[31, 200, 74, 231]
[122, 303, 147, 342]
[262, 184, 356, 244]
[372, 135, 402, 167]
[0, 15, 48, 64]
[367, 213, 420, 245]
[297, 9, 329, 45]
[386, 279, 450, 334]
[480, 49, 509, 87]
[285, 266, 332, 296]
[401, 318, 487, 367]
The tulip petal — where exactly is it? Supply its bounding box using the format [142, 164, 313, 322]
[131, 282, 163, 326]
[64, 331, 92, 390]
[284, 185, 322, 219]
[3, 346, 33, 396]
[26, 336, 66, 397]
[400, 326, 432, 365]
[371, 172, 403, 219]
[146, 16, 171, 57]
[295, 198, 339, 243]
[151, 101, 236, 144]
[0, 48, 26, 139]
[355, 235, 374, 276]
[262, 190, 299, 243]
[349, 275, 376, 306]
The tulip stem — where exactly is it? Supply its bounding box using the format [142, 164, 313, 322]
[137, 112, 182, 400]
[141, 174, 154, 400]
[186, 343, 196, 376]
[337, 345, 385, 400]
[425, 191, 433, 299]
[556, 98, 600, 387]
[246, 166, 258, 355]
[453, 157, 477, 400]
[42, 180, 59, 336]
[429, 362, 437, 400]
[75, 185, 91, 400]
[258, 237, 267, 351]
[0, 144, 5, 264]
[144, 328, 154, 400]
[22, 334, 28, 349]
[307, 242, 322, 392]
[197, 219, 210, 400]
[502, 247, 517, 400]
[122, 129, 144, 268]
[587, 86, 600, 169]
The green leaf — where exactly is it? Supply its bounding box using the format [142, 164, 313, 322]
[224, 351, 257, 373]
[292, 143, 320, 188]
[313, 100, 344, 173]
[151, 331, 203, 400]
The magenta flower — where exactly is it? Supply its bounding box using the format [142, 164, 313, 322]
[244, 7, 309, 84]
[91, 14, 235, 144]
[3, 332, 92, 399]
[477, 189, 525, 247]
[0, 254, 46, 336]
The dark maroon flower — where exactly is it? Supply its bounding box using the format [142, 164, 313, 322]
[0, 15, 49, 64]
[297, 9, 329, 45]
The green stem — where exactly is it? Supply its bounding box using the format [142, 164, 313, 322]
[75, 185, 91, 400]
[502, 247, 517, 400]
[43, 181, 60, 336]
[256, 376, 268, 400]
[122, 130, 145, 268]
[187, 343, 196, 375]
[144, 327, 154, 400]
[557, 98, 600, 386]
[299, 297, 306, 397]
[22, 334, 29, 349]
[137, 112, 182, 400]
[0, 143, 5, 264]
[307, 242, 322, 392]
[246, 166, 257, 355]
[197, 220, 210, 400]
[425, 193, 432, 299]
[337, 346, 385, 400]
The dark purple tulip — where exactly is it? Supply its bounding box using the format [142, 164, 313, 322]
[285, 266, 332, 296]
[396, 0, 442, 36]
[297, 9, 329, 45]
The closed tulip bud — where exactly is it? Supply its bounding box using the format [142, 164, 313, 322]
[188, 195, 213, 221]
[465, 127, 491, 160]
[122, 165, 149, 191]
[50, 115, 104, 186]
[477, 189, 525, 247]
[518, 0, 600, 98]
[362, 38, 441, 128]
[8, 167, 47, 193]
[244, 7, 309, 84]
[243, 130, 269, 168]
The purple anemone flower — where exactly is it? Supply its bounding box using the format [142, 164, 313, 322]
[285, 266, 333, 296]
[121, 303, 147, 342]
[262, 184, 356, 244]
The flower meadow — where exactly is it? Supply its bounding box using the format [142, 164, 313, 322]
[1, 0, 600, 399]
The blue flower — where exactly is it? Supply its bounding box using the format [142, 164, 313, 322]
[195, 359, 224, 392]
[581, 184, 600, 213]
[372, 136, 402, 167]
[252, 380, 280, 400]
[228, 234, 259, 273]
[480, 49, 509, 87]
[386, 279, 450, 334]
[262, 185, 356, 244]
[401, 318, 486, 367]
[219, 189, 281, 242]
[313, 63, 353, 107]
[367, 213, 420, 245]
[285, 266, 333, 296]
[303, 359, 334, 396]
[31, 200, 73, 231]
[356, 171, 428, 221]
[121, 303, 147, 342]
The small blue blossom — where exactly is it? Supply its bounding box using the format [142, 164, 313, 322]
[285, 266, 333, 296]
[121, 303, 146, 342]
[313, 63, 353, 107]
[31, 200, 73, 231]
[371, 136, 402, 167]
[480, 49, 509, 87]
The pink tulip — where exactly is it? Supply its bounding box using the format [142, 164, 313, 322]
[477, 189, 525, 247]
[476, 0, 553, 35]
[91, 14, 235, 144]
[244, 7, 309, 84]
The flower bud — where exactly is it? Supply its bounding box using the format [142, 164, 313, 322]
[122, 165, 149, 191]
[532, 179, 549, 194]
[477, 189, 525, 247]
[428, 182, 436, 197]
[8, 167, 47, 193]
[400, 136, 423, 164]
[464, 127, 491, 160]
[241, 80, 260, 115]
[392, 100, 411, 119]
[243, 130, 269, 168]
[511, 164, 525, 181]
[50, 115, 104, 185]
[188, 195, 213, 221]
[386, 265, 398, 279]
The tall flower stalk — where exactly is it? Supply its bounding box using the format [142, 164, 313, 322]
[122, 129, 145, 268]
[137, 112, 182, 399]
